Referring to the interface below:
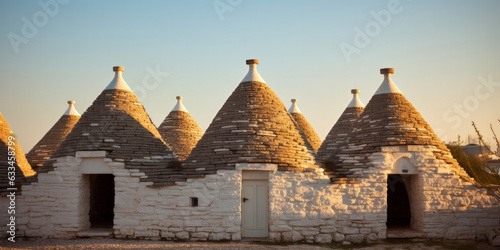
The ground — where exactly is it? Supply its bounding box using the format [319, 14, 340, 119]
[0, 238, 496, 250]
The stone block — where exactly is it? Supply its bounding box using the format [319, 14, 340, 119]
[346, 234, 364, 243]
[289, 220, 324, 227]
[341, 227, 359, 235]
[161, 231, 175, 238]
[209, 232, 231, 241]
[487, 227, 500, 247]
[197, 227, 215, 233]
[282, 231, 303, 242]
[219, 224, 238, 233]
[176, 231, 190, 240]
[192, 232, 209, 238]
[451, 197, 470, 207]
[134, 230, 159, 237]
[300, 229, 320, 236]
[168, 227, 183, 232]
[269, 232, 281, 241]
[320, 226, 337, 233]
[314, 233, 332, 243]
[280, 211, 306, 220]
[231, 233, 241, 240]
[270, 224, 292, 232]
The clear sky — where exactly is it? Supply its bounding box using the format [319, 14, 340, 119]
[1, 0, 499, 152]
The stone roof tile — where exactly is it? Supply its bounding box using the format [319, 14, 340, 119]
[33, 67, 180, 186]
[317, 89, 365, 163]
[288, 99, 322, 152]
[327, 68, 470, 181]
[183, 59, 317, 177]
[26, 101, 80, 171]
[158, 96, 203, 161]
[0, 113, 35, 194]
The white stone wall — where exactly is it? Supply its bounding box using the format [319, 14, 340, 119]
[15, 155, 243, 240]
[363, 145, 500, 240]
[14, 144, 500, 243]
[268, 169, 387, 244]
[267, 145, 500, 243]
[16, 156, 91, 237]
[112, 167, 242, 241]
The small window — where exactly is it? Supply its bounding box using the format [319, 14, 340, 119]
[190, 197, 198, 207]
[402, 169, 408, 173]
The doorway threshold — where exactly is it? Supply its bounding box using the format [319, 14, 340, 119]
[387, 227, 426, 239]
[77, 228, 113, 238]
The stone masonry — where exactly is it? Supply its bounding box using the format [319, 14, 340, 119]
[26, 103, 80, 171]
[183, 60, 317, 179]
[8, 64, 500, 243]
[290, 111, 322, 152]
[157, 97, 203, 161]
[14, 144, 500, 241]
[317, 106, 364, 164]
[327, 70, 469, 183]
[0, 113, 35, 192]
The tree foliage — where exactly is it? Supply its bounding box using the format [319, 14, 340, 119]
[446, 120, 500, 201]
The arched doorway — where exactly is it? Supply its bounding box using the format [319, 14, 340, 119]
[386, 174, 411, 228]
[386, 157, 425, 238]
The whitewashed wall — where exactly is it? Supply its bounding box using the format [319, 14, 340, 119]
[13, 145, 500, 242]
[16, 156, 90, 237]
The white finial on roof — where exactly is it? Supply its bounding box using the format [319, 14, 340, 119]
[64, 101, 81, 116]
[288, 99, 302, 114]
[241, 59, 266, 83]
[375, 68, 402, 95]
[347, 89, 365, 108]
[105, 66, 133, 92]
[172, 96, 188, 112]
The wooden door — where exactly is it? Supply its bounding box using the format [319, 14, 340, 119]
[241, 180, 268, 237]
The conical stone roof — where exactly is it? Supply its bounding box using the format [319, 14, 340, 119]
[26, 101, 81, 171]
[317, 89, 364, 163]
[37, 66, 180, 186]
[288, 99, 322, 152]
[327, 68, 469, 181]
[158, 96, 203, 161]
[183, 59, 316, 177]
[0, 113, 35, 194]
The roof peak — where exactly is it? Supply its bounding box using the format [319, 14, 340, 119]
[347, 89, 365, 108]
[241, 59, 266, 83]
[105, 66, 133, 92]
[172, 96, 188, 112]
[288, 99, 302, 114]
[374, 68, 402, 95]
[63, 100, 81, 116]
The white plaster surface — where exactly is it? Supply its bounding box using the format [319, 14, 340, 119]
[172, 96, 188, 112]
[241, 63, 266, 83]
[347, 92, 364, 108]
[288, 99, 302, 114]
[63, 101, 81, 116]
[105, 70, 132, 92]
[374, 74, 402, 95]
[79, 157, 113, 174]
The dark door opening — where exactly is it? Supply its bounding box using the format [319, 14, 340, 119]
[387, 174, 411, 228]
[89, 174, 114, 228]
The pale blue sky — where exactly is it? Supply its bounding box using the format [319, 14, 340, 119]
[1, 0, 499, 152]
